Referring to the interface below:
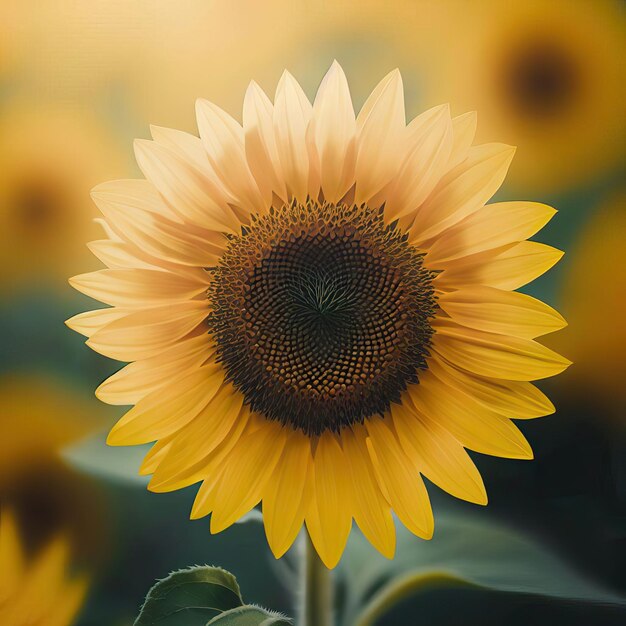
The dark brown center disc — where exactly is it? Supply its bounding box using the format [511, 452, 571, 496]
[208, 200, 437, 435]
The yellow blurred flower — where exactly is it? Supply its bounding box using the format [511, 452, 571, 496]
[0, 101, 127, 292]
[0, 376, 101, 473]
[548, 189, 626, 416]
[0, 376, 110, 565]
[69, 62, 568, 568]
[411, 0, 625, 193]
[0, 509, 88, 626]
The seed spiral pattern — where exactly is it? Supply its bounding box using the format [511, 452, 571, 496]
[208, 200, 437, 435]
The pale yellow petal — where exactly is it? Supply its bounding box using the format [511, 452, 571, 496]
[385, 104, 453, 221]
[69, 268, 208, 308]
[436, 242, 564, 290]
[426, 202, 557, 264]
[243, 81, 287, 203]
[391, 403, 487, 505]
[87, 301, 208, 361]
[355, 69, 405, 203]
[210, 421, 286, 533]
[263, 429, 311, 558]
[134, 139, 239, 233]
[86, 240, 160, 270]
[305, 431, 353, 569]
[439, 287, 567, 338]
[448, 111, 477, 169]
[410, 143, 516, 244]
[432, 319, 571, 381]
[343, 425, 396, 559]
[313, 60, 357, 203]
[366, 417, 434, 540]
[273, 70, 316, 202]
[150, 125, 217, 181]
[93, 187, 225, 267]
[195, 99, 265, 215]
[107, 364, 223, 446]
[65, 307, 128, 338]
[91, 178, 181, 222]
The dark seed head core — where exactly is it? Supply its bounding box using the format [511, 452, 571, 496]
[207, 199, 437, 436]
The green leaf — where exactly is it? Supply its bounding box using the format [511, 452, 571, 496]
[63, 430, 150, 485]
[207, 606, 292, 625]
[341, 506, 626, 626]
[134, 566, 243, 626]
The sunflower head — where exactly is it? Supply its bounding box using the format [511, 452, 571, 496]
[68, 61, 569, 568]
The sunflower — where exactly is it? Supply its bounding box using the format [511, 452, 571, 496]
[0, 509, 88, 626]
[0, 375, 110, 570]
[410, 0, 625, 193]
[547, 188, 626, 418]
[0, 100, 126, 292]
[68, 62, 569, 568]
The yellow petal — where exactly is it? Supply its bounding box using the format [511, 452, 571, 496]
[385, 104, 453, 221]
[343, 425, 396, 559]
[150, 125, 218, 181]
[448, 111, 477, 169]
[355, 69, 405, 203]
[410, 143, 516, 244]
[65, 307, 128, 338]
[432, 318, 571, 381]
[391, 403, 487, 505]
[439, 286, 567, 339]
[134, 138, 239, 233]
[0, 510, 23, 599]
[96, 334, 213, 405]
[195, 99, 265, 215]
[263, 429, 311, 558]
[436, 241, 564, 291]
[273, 70, 316, 202]
[19, 537, 70, 618]
[87, 301, 208, 361]
[366, 417, 434, 540]
[305, 431, 353, 569]
[86, 239, 160, 270]
[428, 356, 555, 419]
[69, 268, 207, 308]
[312, 60, 357, 203]
[47, 575, 89, 626]
[243, 81, 287, 203]
[210, 421, 286, 533]
[107, 365, 223, 445]
[93, 186, 225, 267]
[139, 437, 174, 476]
[149, 384, 243, 489]
[188, 408, 252, 516]
[90, 178, 181, 222]
[410, 371, 533, 459]
[426, 202, 556, 264]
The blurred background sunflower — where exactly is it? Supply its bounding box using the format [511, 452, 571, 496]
[1, 1, 624, 624]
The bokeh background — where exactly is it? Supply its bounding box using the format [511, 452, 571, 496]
[0, 1, 624, 624]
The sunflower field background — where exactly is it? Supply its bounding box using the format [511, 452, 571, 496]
[0, 1, 624, 625]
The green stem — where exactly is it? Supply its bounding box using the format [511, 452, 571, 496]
[301, 529, 333, 626]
